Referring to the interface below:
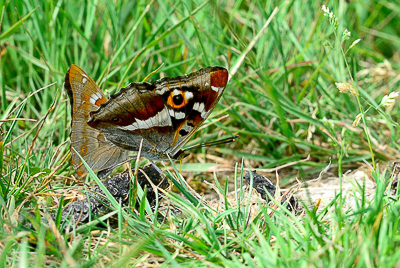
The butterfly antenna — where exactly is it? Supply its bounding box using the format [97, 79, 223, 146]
[183, 135, 239, 152]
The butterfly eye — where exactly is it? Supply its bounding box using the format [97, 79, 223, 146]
[112, 117, 120, 122]
[172, 94, 184, 106]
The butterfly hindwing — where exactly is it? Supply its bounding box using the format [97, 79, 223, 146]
[154, 67, 228, 156]
[88, 66, 228, 160]
[87, 82, 176, 158]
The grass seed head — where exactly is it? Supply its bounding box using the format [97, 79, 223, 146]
[335, 82, 358, 96]
[381, 91, 399, 108]
[353, 113, 362, 127]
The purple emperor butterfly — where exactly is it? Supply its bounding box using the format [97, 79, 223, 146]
[65, 65, 228, 177]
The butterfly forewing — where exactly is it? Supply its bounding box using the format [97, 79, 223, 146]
[65, 65, 129, 176]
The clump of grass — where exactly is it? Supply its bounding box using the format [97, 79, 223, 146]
[3, 161, 400, 266]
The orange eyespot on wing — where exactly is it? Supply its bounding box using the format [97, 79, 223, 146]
[159, 66, 229, 156]
[167, 90, 189, 109]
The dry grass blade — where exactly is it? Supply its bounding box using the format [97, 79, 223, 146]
[142, 62, 164, 82]
[306, 159, 332, 184]
[201, 155, 311, 173]
[4, 86, 58, 147]
[0, 82, 56, 128]
[229, 7, 278, 80]
[27, 88, 59, 156]
[0, 118, 37, 122]
[36, 152, 70, 194]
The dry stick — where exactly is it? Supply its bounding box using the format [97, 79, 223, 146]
[254, 155, 311, 173]
[138, 165, 167, 195]
[287, 160, 333, 214]
[137, 168, 166, 208]
[203, 180, 225, 204]
[0, 82, 56, 129]
[35, 192, 68, 197]
[142, 62, 164, 82]
[274, 169, 281, 200]
[133, 162, 175, 225]
[228, 7, 279, 80]
[134, 139, 144, 180]
[265, 170, 282, 216]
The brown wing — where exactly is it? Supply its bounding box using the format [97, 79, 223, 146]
[153, 67, 228, 157]
[64, 65, 129, 176]
[86, 82, 176, 160]
[83, 66, 228, 161]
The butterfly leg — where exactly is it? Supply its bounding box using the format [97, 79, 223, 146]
[97, 168, 114, 179]
[149, 159, 164, 175]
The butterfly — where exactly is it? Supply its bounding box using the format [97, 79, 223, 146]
[64, 65, 228, 178]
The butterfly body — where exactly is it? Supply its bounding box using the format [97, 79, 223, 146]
[65, 65, 228, 176]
